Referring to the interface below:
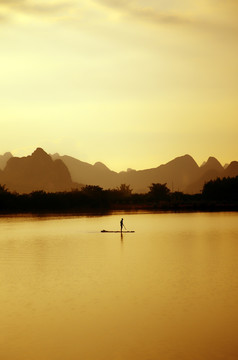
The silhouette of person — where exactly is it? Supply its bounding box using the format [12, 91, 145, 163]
[120, 218, 124, 232]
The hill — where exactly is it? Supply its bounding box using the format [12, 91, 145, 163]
[0, 148, 76, 193]
[185, 157, 224, 194]
[51, 153, 119, 189]
[53, 153, 238, 194]
[1, 148, 237, 194]
[0, 152, 12, 170]
[52, 153, 201, 193]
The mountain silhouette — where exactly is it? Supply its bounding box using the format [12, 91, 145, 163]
[0, 149, 237, 194]
[117, 154, 200, 193]
[200, 157, 224, 173]
[186, 157, 224, 194]
[51, 153, 119, 189]
[53, 153, 238, 194]
[52, 153, 201, 193]
[0, 152, 12, 170]
[0, 148, 75, 193]
[223, 161, 238, 178]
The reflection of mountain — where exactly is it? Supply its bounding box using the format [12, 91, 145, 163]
[0, 148, 238, 194]
[0, 148, 75, 193]
[0, 152, 12, 170]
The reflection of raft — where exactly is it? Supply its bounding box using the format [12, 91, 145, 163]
[101, 230, 135, 233]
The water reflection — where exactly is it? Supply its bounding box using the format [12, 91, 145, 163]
[0, 212, 238, 360]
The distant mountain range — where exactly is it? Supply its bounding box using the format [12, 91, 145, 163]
[52, 152, 238, 194]
[0, 148, 237, 194]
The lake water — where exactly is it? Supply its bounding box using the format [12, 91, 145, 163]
[0, 212, 238, 360]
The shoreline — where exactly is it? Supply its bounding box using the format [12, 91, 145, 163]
[1, 202, 238, 216]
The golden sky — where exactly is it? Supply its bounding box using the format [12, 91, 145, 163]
[1, 0, 238, 170]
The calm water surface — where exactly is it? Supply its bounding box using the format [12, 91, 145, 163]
[0, 212, 238, 360]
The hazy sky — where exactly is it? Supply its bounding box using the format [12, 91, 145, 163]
[1, 0, 238, 171]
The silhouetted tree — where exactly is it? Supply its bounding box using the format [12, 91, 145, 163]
[117, 184, 132, 197]
[1, 177, 238, 214]
[148, 183, 170, 201]
[0, 184, 9, 193]
[0, 184, 15, 211]
[81, 185, 103, 194]
[202, 176, 238, 201]
[171, 191, 184, 202]
[81, 185, 107, 208]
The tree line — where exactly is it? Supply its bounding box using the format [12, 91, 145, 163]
[0, 176, 238, 213]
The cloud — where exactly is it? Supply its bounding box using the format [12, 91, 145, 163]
[93, 0, 238, 32]
[0, 0, 202, 27]
[94, 0, 193, 26]
[0, 0, 22, 3]
[0, 0, 76, 22]
[1, 0, 237, 37]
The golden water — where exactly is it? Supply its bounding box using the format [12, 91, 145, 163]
[0, 212, 238, 360]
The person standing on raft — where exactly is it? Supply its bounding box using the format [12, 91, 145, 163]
[120, 218, 124, 232]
